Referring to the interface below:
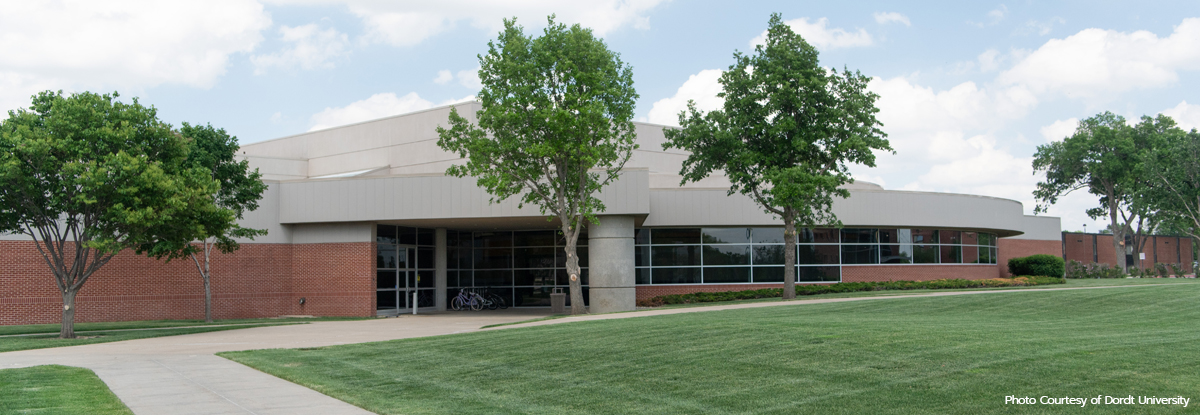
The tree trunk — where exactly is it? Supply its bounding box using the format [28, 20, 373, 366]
[782, 207, 797, 300]
[203, 274, 212, 323]
[563, 223, 587, 315]
[60, 289, 78, 339]
[1107, 190, 1126, 271]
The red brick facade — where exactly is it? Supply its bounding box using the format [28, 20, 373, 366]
[998, 238, 1064, 277]
[0, 241, 374, 325]
[1062, 233, 1194, 273]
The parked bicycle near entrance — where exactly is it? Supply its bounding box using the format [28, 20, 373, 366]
[451, 288, 508, 311]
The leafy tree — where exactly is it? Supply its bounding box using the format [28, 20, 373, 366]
[1033, 112, 1158, 270]
[1144, 124, 1200, 242]
[662, 14, 891, 299]
[0, 91, 217, 338]
[436, 16, 637, 314]
[151, 123, 267, 323]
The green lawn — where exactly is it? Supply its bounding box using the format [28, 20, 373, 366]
[223, 284, 1200, 414]
[0, 365, 132, 415]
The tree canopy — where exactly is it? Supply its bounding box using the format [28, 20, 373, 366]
[436, 16, 638, 314]
[0, 91, 218, 338]
[662, 13, 891, 299]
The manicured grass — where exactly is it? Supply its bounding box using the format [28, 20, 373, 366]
[0, 316, 367, 336]
[224, 284, 1200, 414]
[0, 324, 301, 353]
[0, 365, 132, 414]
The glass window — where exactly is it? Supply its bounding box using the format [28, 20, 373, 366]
[514, 269, 555, 286]
[840, 228, 877, 243]
[635, 268, 650, 284]
[651, 267, 701, 284]
[652, 245, 702, 266]
[962, 231, 979, 245]
[962, 246, 979, 264]
[752, 228, 785, 244]
[446, 231, 461, 248]
[515, 247, 556, 268]
[416, 270, 434, 288]
[514, 231, 556, 247]
[377, 225, 397, 244]
[979, 233, 996, 246]
[880, 244, 913, 264]
[417, 247, 434, 269]
[376, 291, 397, 310]
[939, 230, 961, 245]
[475, 248, 512, 269]
[799, 245, 841, 265]
[515, 287, 553, 307]
[557, 231, 587, 246]
[417, 228, 435, 246]
[458, 271, 473, 287]
[652, 228, 702, 245]
[634, 228, 650, 245]
[702, 245, 751, 266]
[804, 228, 840, 243]
[446, 270, 459, 287]
[913, 245, 939, 264]
[635, 246, 650, 267]
[940, 245, 962, 264]
[798, 266, 841, 282]
[878, 229, 902, 243]
[377, 245, 397, 269]
[702, 228, 751, 244]
[555, 269, 589, 286]
[841, 245, 879, 264]
[704, 267, 751, 283]
[377, 270, 396, 289]
[754, 245, 785, 265]
[474, 231, 512, 248]
[473, 270, 513, 287]
[911, 229, 938, 244]
[397, 226, 416, 245]
[752, 266, 783, 282]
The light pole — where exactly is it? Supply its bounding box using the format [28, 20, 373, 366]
[1083, 224, 1087, 234]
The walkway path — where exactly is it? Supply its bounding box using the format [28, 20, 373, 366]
[0, 283, 1185, 414]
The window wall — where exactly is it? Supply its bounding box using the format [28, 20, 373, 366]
[376, 225, 436, 311]
[446, 230, 588, 308]
[634, 227, 998, 285]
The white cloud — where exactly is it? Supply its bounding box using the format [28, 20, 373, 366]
[750, 17, 873, 50]
[309, 92, 434, 131]
[873, 12, 910, 27]
[1161, 100, 1200, 131]
[1040, 118, 1078, 142]
[0, 0, 271, 112]
[433, 70, 454, 85]
[1015, 17, 1066, 36]
[268, 0, 669, 47]
[646, 69, 725, 125]
[976, 49, 1002, 72]
[998, 18, 1200, 99]
[457, 67, 482, 89]
[251, 24, 349, 74]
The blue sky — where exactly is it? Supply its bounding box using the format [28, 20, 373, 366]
[3, 1, 1200, 232]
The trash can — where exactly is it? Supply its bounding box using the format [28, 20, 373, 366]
[550, 287, 566, 314]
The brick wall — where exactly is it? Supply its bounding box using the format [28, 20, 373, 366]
[1062, 233, 1194, 273]
[0, 241, 374, 325]
[998, 238, 1064, 277]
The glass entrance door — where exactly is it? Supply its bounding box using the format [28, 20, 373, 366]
[377, 245, 436, 314]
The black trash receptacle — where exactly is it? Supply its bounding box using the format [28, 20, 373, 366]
[550, 287, 566, 314]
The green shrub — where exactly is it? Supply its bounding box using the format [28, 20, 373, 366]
[639, 277, 1065, 307]
[1008, 254, 1065, 277]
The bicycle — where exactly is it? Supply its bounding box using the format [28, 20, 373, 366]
[451, 289, 482, 311]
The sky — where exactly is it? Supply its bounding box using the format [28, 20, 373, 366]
[4, 0, 1200, 232]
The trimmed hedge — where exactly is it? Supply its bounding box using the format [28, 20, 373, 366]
[637, 276, 1065, 307]
[1007, 254, 1065, 278]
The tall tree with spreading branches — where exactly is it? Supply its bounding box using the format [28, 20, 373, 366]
[662, 14, 891, 299]
[436, 16, 638, 314]
[1143, 123, 1200, 243]
[0, 91, 217, 338]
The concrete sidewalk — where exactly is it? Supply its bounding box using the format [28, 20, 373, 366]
[1, 283, 1185, 414]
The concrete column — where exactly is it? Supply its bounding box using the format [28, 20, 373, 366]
[435, 228, 447, 311]
[587, 215, 636, 313]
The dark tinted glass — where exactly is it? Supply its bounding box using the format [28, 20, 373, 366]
[962, 246, 979, 264]
[841, 244, 879, 264]
[979, 233, 996, 246]
[475, 248, 512, 269]
[474, 231, 512, 248]
[939, 230, 961, 244]
[703, 245, 751, 265]
[702, 228, 750, 244]
[652, 246, 702, 266]
[377, 270, 396, 289]
[754, 245, 785, 265]
[397, 226, 416, 245]
[704, 267, 751, 283]
[473, 270, 512, 287]
[940, 245, 962, 263]
[486, 287, 513, 307]
[376, 291, 396, 310]
[458, 271, 472, 287]
[377, 245, 397, 269]
[377, 225, 397, 244]
[417, 247, 434, 269]
[798, 266, 840, 282]
[416, 289, 435, 307]
[634, 228, 650, 245]
[416, 270, 434, 287]
[635, 268, 650, 284]
[635, 246, 650, 267]
[878, 229, 901, 243]
[753, 266, 784, 282]
[880, 245, 913, 264]
[752, 228, 785, 243]
[805, 228, 840, 243]
[652, 228, 702, 245]
[446, 231, 461, 248]
[799, 244, 840, 265]
[962, 232, 978, 245]
[841, 228, 877, 243]
[557, 231, 588, 246]
[913, 245, 938, 263]
[652, 267, 701, 284]
[515, 287, 552, 307]
[911, 229, 938, 244]
[446, 270, 458, 287]
[514, 231, 556, 247]
[514, 269, 555, 286]
[515, 247, 555, 268]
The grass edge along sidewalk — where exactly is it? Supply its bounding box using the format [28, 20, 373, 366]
[637, 276, 1065, 307]
[221, 284, 1200, 414]
[0, 365, 133, 415]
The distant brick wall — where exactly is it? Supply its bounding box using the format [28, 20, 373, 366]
[0, 241, 374, 325]
[1062, 233, 1193, 273]
[998, 239, 1064, 277]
